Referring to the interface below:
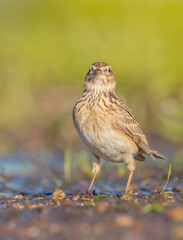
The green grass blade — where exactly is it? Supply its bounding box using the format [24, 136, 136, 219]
[179, 183, 183, 196]
[64, 148, 72, 183]
[160, 163, 172, 194]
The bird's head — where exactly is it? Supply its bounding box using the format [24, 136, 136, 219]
[84, 62, 116, 91]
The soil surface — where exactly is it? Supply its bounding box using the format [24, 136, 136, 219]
[0, 151, 183, 240]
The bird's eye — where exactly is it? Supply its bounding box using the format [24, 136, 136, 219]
[108, 67, 111, 73]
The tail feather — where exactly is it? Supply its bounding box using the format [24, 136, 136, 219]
[136, 140, 167, 160]
[150, 148, 167, 160]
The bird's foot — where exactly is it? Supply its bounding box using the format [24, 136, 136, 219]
[81, 191, 93, 199]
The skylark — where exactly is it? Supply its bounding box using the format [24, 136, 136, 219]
[73, 62, 166, 194]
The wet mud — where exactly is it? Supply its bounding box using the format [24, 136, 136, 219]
[0, 151, 183, 240]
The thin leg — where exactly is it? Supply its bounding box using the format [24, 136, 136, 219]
[125, 170, 134, 194]
[87, 171, 97, 194]
[87, 154, 100, 194]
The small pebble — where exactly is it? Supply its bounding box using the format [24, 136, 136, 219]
[52, 189, 66, 203]
[72, 195, 80, 201]
[13, 194, 24, 199]
[29, 204, 44, 209]
[12, 203, 24, 209]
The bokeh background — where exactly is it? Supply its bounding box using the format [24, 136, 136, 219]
[1, 2, 183, 239]
[0, 0, 183, 154]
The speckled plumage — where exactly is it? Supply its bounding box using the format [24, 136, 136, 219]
[73, 62, 166, 194]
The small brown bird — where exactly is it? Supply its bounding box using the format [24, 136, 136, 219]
[73, 62, 166, 194]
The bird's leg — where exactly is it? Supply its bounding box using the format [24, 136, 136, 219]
[124, 154, 136, 194]
[125, 170, 134, 194]
[87, 155, 100, 195]
[87, 172, 97, 195]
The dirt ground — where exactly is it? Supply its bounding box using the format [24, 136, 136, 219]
[0, 149, 183, 240]
[1, 196, 183, 240]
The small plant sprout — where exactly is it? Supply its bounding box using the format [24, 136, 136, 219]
[160, 163, 172, 194]
[180, 183, 183, 196]
[64, 147, 72, 183]
[175, 177, 183, 196]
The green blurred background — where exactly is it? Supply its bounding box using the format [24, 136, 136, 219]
[0, 0, 182, 153]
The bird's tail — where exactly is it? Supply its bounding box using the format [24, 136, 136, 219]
[150, 147, 167, 160]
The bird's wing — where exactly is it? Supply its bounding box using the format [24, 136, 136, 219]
[109, 92, 166, 159]
[114, 99, 152, 155]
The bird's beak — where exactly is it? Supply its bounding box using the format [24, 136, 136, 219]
[94, 69, 104, 76]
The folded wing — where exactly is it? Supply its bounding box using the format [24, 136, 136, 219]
[113, 97, 166, 160]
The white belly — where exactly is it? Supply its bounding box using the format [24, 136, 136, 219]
[77, 121, 138, 163]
